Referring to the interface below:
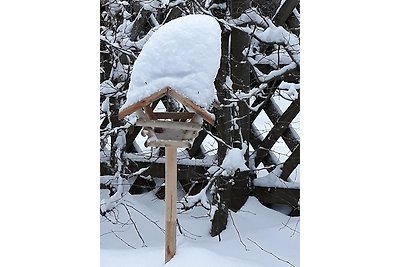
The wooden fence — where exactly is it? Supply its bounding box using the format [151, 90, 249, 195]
[100, 0, 300, 216]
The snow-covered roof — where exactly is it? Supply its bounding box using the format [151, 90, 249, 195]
[120, 14, 221, 112]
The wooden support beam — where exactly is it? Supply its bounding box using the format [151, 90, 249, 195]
[165, 146, 177, 263]
[255, 97, 299, 166]
[279, 144, 300, 181]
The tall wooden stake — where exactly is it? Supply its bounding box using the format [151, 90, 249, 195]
[165, 145, 177, 263]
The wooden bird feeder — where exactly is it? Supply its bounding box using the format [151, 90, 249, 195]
[118, 86, 215, 148]
[118, 86, 215, 263]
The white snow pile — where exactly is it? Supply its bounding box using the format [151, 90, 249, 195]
[221, 147, 249, 176]
[121, 14, 221, 111]
[254, 166, 300, 189]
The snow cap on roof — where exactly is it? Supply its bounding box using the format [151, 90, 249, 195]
[121, 14, 221, 111]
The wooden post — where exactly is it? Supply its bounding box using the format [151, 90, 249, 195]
[165, 145, 177, 263]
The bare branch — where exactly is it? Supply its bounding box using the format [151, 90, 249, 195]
[111, 230, 137, 249]
[229, 212, 249, 251]
[247, 238, 296, 267]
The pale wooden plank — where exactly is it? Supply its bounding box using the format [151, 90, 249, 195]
[165, 146, 177, 263]
[153, 112, 195, 120]
[136, 119, 202, 131]
[146, 139, 191, 148]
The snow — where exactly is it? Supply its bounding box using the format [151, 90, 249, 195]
[101, 193, 299, 267]
[255, 21, 300, 65]
[231, 8, 269, 28]
[253, 166, 300, 189]
[279, 82, 299, 100]
[121, 14, 221, 112]
[221, 147, 249, 176]
[100, 80, 117, 95]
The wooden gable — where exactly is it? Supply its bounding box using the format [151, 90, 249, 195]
[118, 86, 215, 125]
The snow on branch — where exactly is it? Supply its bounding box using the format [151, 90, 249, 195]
[245, 46, 293, 69]
[220, 147, 249, 176]
[100, 174, 125, 214]
[254, 61, 297, 83]
[178, 177, 216, 211]
[253, 18, 300, 65]
[178, 146, 249, 211]
[230, 7, 269, 28]
[223, 7, 300, 90]
[253, 165, 299, 189]
[140, 0, 186, 12]
[278, 81, 299, 100]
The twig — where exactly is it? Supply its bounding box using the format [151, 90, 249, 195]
[229, 212, 249, 251]
[247, 238, 296, 267]
[204, 130, 233, 149]
[238, 209, 257, 215]
[111, 230, 136, 249]
[176, 219, 202, 239]
[100, 230, 125, 237]
[291, 218, 300, 237]
[124, 203, 165, 233]
[121, 203, 147, 247]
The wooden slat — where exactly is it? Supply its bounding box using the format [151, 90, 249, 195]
[167, 88, 215, 125]
[154, 112, 195, 120]
[136, 119, 202, 131]
[250, 124, 280, 171]
[255, 97, 300, 166]
[146, 139, 192, 148]
[273, 0, 300, 26]
[279, 144, 300, 181]
[285, 12, 300, 36]
[253, 186, 300, 207]
[264, 98, 300, 152]
[118, 87, 168, 119]
[126, 159, 209, 181]
[125, 126, 142, 153]
[187, 129, 207, 158]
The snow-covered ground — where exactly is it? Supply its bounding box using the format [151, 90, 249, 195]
[101, 192, 299, 267]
